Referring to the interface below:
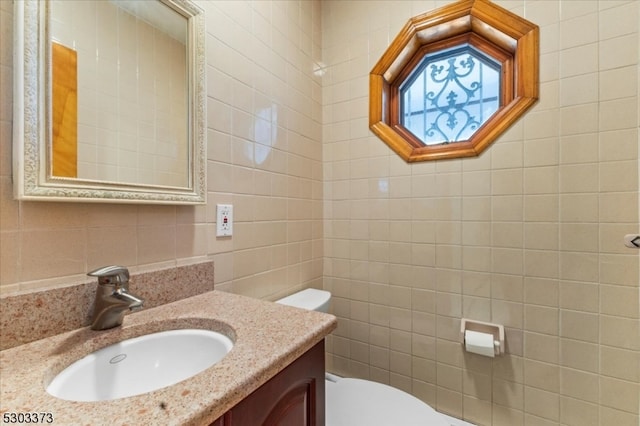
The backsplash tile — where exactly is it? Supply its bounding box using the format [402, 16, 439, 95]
[0, 262, 214, 350]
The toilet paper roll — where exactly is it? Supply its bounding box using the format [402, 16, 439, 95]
[464, 330, 495, 357]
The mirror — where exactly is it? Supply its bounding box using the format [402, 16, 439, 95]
[13, 0, 206, 204]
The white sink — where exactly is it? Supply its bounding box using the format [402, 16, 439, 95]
[47, 329, 233, 402]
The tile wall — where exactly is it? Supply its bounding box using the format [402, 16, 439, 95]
[321, 1, 639, 425]
[0, 0, 323, 301]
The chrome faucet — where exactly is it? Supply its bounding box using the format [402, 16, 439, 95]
[88, 266, 144, 330]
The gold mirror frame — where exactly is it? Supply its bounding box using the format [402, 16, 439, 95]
[13, 0, 206, 204]
[369, 0, 539, 162]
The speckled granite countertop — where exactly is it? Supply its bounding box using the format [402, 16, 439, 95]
[0, 290, 337, 426]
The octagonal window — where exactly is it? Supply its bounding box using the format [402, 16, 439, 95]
[400, 44, 501, 145]
[369, 0, 539, 162]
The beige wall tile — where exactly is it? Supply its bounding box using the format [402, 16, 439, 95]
[0, 232, 19, 286]
[463, 171, 491, 196]
[493, 222, 523, 248]
[463, 370, 492, 401]
[463, 395, 492, 426]
[492, 404, 524, 426]
[600, 376, 640, 414]
[524, 332, 559, 364]
[559, 103, 598, 136]
[493, 354, 524, 384]
[560, 338, 599, 373]
[560, 44, 598, 79]
[413, 378, 437, 407]
[560, 133, 599, 164]
[560, 73, 598, 106]
[412, 356, 437, 385]
[462, 295, 492, 322]
[524, 359, 559, 393]
[600, 66, 637, 102]
[492, 248, 523, 275]
[560, 367, 599, 403]
[560, 310, 599, 343]
[600, 346, 640, 382]
[524, 249, 559, 279]
[524, 223, 558, 250]
[523, 137, 559, 167]
[599, 32, 638, 71]
[0, 178, 18, 231]
[493, 378, 524, 410]
[599, 97, 638, 132]
[524, 195, 558, 222]
[524, 386, 560, 422]
[525, 109, 560, 139]
[525, 305, 558, 335]
[599, 128, 638, 162]
[87, 226, 138, 269]
[21, 230, 86, 282]
[559, 163, 598, 193]
[560, 252, 598, 282]
[559, 280, 599, 312]
[599, 192, 638, 223]
[560, 223, 598, 252]
[494, 195, 524, 222]
[492, 274, 524, 302]
[504, 328, 524, 357]
[492, 142, 523, 170]
[437, 362, 463, 393]
[600, 315, 640, 351]
[600, 223, 636, 254]
[462, 271, 491, 297]
[412, 332, 435, 361]
[560, 396, 599, 426]
[600, 160, 639, 192]
[600, 407, 640, 426]
[492, 169, 523, 195]
[436, 386, 463, 418]
[524, 277, 559, 307]
[600, 284, 639, 319]
[599, 2, 638, 37]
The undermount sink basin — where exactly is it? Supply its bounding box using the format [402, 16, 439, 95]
[47, 329, 234, 402]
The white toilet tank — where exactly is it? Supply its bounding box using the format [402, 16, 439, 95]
[276, 288, 331, 313]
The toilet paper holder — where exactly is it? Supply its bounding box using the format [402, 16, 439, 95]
[460, 319, 505, 356]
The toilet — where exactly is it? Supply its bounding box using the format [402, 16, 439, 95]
[277, 289, 450, 426]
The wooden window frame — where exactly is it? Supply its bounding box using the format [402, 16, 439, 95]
[370, 0, 539, 162]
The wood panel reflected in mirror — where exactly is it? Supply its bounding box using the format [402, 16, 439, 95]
[13, 0, 205, 204]
[51, 41, 77, 178]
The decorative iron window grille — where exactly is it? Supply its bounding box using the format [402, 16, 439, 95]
[400, 45, 501, 145]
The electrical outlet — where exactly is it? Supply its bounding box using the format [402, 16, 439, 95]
[216, 204, 233, 237]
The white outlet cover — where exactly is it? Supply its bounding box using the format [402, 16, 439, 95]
[216, 204, 233, 237]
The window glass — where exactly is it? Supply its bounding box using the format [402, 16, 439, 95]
[400, 45, 501, 145]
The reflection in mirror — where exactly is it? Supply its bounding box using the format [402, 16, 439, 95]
[13, 0, 205, 204]
[51, 0, 188, 187]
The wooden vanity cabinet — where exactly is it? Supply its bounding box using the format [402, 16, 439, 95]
[211, 341, 325, 426]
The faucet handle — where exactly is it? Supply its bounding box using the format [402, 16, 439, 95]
[88, 265, 130, 286]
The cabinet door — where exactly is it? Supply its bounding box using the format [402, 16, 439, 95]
[212, 341, 325, 426]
